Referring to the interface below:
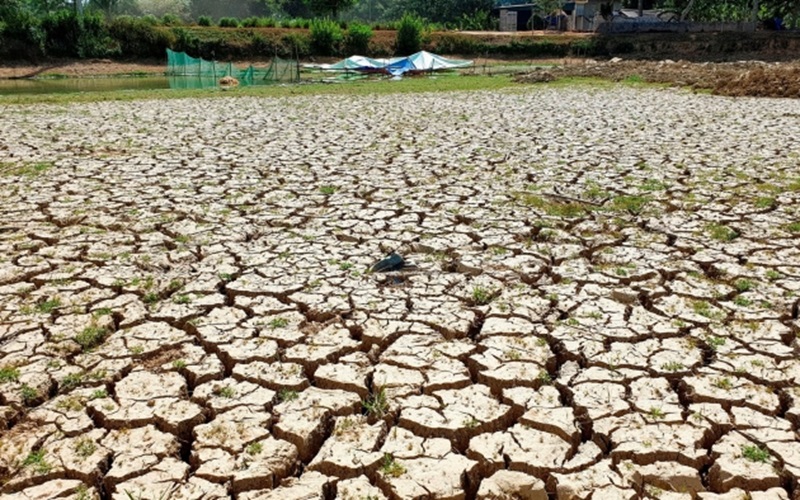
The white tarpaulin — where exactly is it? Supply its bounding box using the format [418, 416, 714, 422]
[318, 51, 472, 76]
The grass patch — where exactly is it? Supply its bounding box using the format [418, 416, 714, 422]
[380, 453, 406, 477]
[713, 377, 733, 390]
[610, 195, 650, 215]
[741, 444, 770, 463]
[707, 223, 739, 242]
[734, 279, 753, 292]
[213, 385, 236, 398]
[470, 285, 496, 306]
[19, 384, 38, 405]
[513, 193, 589, 218]
[74, 326, 109, 351]
[0, 75, 517, 106]
[22, 450, 51, 474]
[268, 317, 289, 329]
[36, 298, 61, 314]
[660, 362, 684, 372]
[362, 386, 389, 418]
[277, 389, 298, 402]
[1, 162, 53, 177]
[754, 196, 775, 209]
[0, 366, 20, 383]
[246, 442, 263, 455]
[74, 438, 96, 458]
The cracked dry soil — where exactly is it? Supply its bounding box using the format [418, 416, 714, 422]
[0, 86, 799, 500]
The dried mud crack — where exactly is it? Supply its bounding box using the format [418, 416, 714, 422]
[0, 86, 799, 500]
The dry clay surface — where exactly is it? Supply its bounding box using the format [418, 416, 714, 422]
[0, 87, 799, 500]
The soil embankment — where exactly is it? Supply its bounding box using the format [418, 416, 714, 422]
[517, 58, 800, 98]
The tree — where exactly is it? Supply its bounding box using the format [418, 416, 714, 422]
[388, 0, 493, 25]
[89, 0, 119, 18]
[305, 0, 357, 18]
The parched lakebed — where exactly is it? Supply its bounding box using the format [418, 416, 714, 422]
[1, 86, 799, 499]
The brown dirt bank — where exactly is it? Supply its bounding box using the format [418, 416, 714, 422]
[517, 59, 800, 98]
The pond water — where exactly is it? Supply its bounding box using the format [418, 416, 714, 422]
[0, 76, 274, 95]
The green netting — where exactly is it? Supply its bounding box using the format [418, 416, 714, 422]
[166, 49, 299, 87]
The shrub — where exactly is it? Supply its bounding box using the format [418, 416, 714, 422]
[241, 16, 260, 27]
[218, 17, 240, 28]
[309, 17, 342, 56]
[345, 22, 372, 55]
[161, 13, 182, 26]
[395, 12, 425, 55]
[41, 9, 115, 58]
[458, 10, 496, 30]
[0, 7, 45, 59]
[171, 26, 200, 54]
[197, 15, 212, 27]
[141, 14, 159, 26]
[108, 16, 175, 58]
[281, 32, 310, 57]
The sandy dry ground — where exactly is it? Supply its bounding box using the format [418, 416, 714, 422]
[0, 87, 799, 499]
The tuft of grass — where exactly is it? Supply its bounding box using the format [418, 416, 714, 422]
[785, 222, 800, 233]
[74, 326, 109, 351]
[734, 295, 752, 307]
[754, 197, 775, 209]
[639, 179, 667, 192]
[22, 449, 51, 474]
[707, 223, 739, 242]
[611, 195, 650, 215]
[713, 377, 733, 390]
[319, 185, 338, 195]
[246, 442, 263, 455]
[380, 453, 406, 477]
[660, 362, 684, 372]
[89, 389, 108, 400]
[172, 294, 191, 304]
[706, 336, 726, 350]
[278, 389, 298, 402]
[19, 384, 38, 405]
[172, 359, 187, 370]
[537, 370, 553, 385]
[60, 373, 83, 392]
[0, 366, 20, 383]
[514, 193, 589, 218]
[734, 279, 753, 293]
[362, 386, 389, 418]
[741, 444, 770, 463]
[268, 317, 289, 329]
[93, 307, 113, 317]
[470, 286, 495, 306]
[214, 385, 236, 398]
[74, 438, 96, 459]
[37, 298, 61, 314]
[648, 407, 665, 419]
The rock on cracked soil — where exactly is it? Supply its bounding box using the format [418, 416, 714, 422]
[0, 85, 799, 499]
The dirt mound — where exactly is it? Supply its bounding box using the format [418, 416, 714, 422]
[516, 59, 800, 98]
[715, 65, 800, 98]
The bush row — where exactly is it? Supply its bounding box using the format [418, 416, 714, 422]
[0, 10, 611, 61]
